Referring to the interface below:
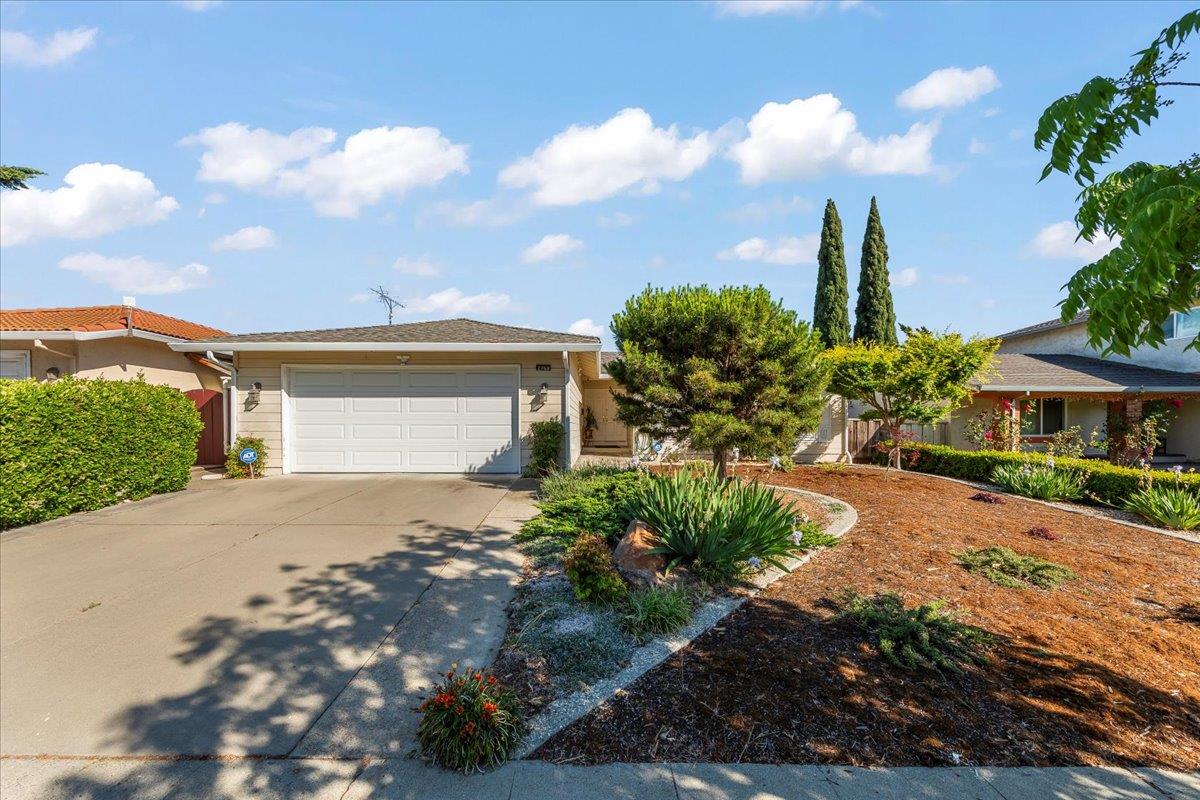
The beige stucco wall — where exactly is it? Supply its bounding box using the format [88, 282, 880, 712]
[233, 350, 570, 475]
[1166, 400, 1200, 461]
[0, 336, 220, 391]
[565, 352, 584, 467]
[1000, 323, 1200, 373]
[793, 395, 847, 464]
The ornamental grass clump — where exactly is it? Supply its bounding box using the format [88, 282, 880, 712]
[990, 462, 1086, 501]
[1125, 483, 1200, 531]
[838, 591, 992, 674]
[956, 546, 1077, 589]
[563, 532, 627, 605]
[623, 468, 806, 585]
[415, 665, 524, 773]
[621, 585, 693, 640]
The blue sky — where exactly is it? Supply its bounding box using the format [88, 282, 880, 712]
[1, 0, 1193, 345]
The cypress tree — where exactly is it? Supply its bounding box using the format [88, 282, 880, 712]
[853, 196, 898, 345]
[812, 199, 850, 348]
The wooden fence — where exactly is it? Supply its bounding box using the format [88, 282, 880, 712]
[847, 419, 948, 460]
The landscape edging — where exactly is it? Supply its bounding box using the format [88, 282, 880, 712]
[514, 486, 858, 759]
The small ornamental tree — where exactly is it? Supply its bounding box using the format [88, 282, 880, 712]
[812, 199, 851, 348]
[825, 328, 999, 469]
[607, 285, 829, 476]
[852, 197, 898, 346]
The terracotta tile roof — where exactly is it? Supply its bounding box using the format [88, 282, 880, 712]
[975, 353, 1200, 392]
[198, 318, 600, 345]
[0, 306, 227, 341]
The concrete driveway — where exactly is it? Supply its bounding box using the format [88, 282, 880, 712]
[0, 473, 531, 772]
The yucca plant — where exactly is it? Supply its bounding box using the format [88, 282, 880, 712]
[623, 468, 808, 584]
[990, 462, 1086, 501]
[1125, 484, 1200, 531]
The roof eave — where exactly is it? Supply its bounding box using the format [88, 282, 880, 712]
[975, 384, 1200, 394]
[1, 329, 190, 343]
[169, 340, 602, 353]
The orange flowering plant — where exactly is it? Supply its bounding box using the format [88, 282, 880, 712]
[415, 664, 525, 772]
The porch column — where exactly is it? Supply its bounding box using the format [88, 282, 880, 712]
[1008, 398, 1021, 451]
[1106, 398, 1143, 464]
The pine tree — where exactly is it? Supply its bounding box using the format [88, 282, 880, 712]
[812, 199, 850, 348]
[853, 196, 898, 345]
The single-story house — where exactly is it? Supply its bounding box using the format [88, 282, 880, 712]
[171, 319, 611, 475]
[0, 300, 232, 463]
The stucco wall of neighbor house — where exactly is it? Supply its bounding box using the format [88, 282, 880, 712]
[233, 350, 568, 475]
[565, 351, 584, 468]
[999, 324, 1200, 373]
[794, 395, 847, 464]
[1167, 400, 1200, 460]
[0, 336, 220, 391]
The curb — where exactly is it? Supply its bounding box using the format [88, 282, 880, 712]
[515, 487, 858, 759]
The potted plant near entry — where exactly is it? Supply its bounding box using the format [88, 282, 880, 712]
[583, 406, 598, 446]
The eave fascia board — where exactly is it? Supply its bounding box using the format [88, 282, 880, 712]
[169, 340, 603, 353]
[1, 329, 190, 343]
[975, 384, 1200, 394]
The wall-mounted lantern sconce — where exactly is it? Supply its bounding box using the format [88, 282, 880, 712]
[538, 381, 550, 395]
[397, 354, 411, 365]
[44, 366, 60, 381]
[245, 381, 263, 408]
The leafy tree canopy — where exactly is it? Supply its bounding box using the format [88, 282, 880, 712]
[824, 328, 999, 468]
[0, 166, 44, 191]
[607, 284, 830, 475]
[1036, 10, 1200, 355]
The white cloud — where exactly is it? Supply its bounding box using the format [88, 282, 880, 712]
[181, 122, 468, 217]
[1008, 127, 1028, 142]
[983, 107, 1001, 118]
[59, 253, 209, 295]
[729, 94, 938, 183]
[978, 298, 998, 309]
[728, 195, 813, 222]
[597, 211, 634, 228]
[891, 267, 919, 287]
[393, 257, 440, 277]
[968, 138, 988, 156]
[403, 288, 518, 316]
[717, 235, 819, 265]
[203, 192, 227, 205]
[713, 1, 861, 17]
[568, 318, 605, 338]
[0, 27, 97, 67]
[1027, 221, 1120, 262]
[522, 233, 584, 264]
[174, 0, 222, 9]
[897, 66, 1000, 111]
[0, 163, 178, 247]
[419, 197, 528, 228]
[932, 273, 969, 285]
[211, 225, 278, 251]
[499, 108, 714, 206]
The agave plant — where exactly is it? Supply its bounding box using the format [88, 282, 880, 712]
[1125, 484, 1200, 531]
[623, 468, 812, 584]
[990, 462, 1086, 501]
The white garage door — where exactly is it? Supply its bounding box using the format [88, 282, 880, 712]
[288, 366, 519, 473]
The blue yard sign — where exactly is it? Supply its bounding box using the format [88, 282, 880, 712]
[239, 448, 258, 465]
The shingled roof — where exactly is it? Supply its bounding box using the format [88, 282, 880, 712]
[0, 306, 227, 341]
[997, 312, 1088, 340]
[187, 318, 601, 346]
[974, 353, 1200, 393]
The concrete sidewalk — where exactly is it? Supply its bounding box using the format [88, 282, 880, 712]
[1, 757, 1195, 799]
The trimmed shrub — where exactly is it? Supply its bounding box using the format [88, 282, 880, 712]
[0, 377, 202, 528]
[956, 546, 1076, 589]
[621, 585, 693, 639]
[990, 462, 1086, 501]
[415, 665, 524, 773]
[225, 435, 268, 478]
[563, 532, 627, 605]
[838, 591, 993, 674]
[624, 468, 807, 585]
[903, 443, 1200, 507]
[516, 468, 646, 567]
[524, 420, 564, 477]
[1125, 484, 1200, 530]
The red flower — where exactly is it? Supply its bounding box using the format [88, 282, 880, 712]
[1000, 399, 1013, 412]
[1169, 398, 1183, 409]
[460, 721, 476, 738]
[482, 701, 499, 720]
[983, 431, 994, 441]
[487, 675, 497, 685]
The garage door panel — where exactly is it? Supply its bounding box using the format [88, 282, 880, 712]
[290, 367, 519, 474]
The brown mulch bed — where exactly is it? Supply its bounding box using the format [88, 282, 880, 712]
[535, 466, 1200, 768]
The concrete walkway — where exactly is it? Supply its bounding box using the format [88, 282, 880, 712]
[1, 757, 1195, 799]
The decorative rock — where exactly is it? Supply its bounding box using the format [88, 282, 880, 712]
[613, 520, 667, 588]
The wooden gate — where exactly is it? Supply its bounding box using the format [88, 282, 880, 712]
[185, 389, 225, 466]
[848, 419, 883, 460]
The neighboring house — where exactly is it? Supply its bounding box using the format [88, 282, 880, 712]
[171, 319, 605, 475]
[0, 300, 232, 464]
[946, 307, 1200, 462]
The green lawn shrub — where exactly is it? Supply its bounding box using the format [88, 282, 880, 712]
[516, 468, 645, 567]
[563, 532, 627, 605]
[225, 435, 268, 478]
[838, 591, 993, 674]
[415, 665, 525, 773]
[621, 585, 693, 639]
[523, 420, 564, 477]
[0, 377, 202, 528]
[956, 546, 1077, 589]
[1125, 483, 1200, 530]
[902, 443, 1200, 507]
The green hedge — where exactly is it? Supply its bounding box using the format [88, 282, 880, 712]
[902, 443, 1200, 507]
[0, 377, 203, 528]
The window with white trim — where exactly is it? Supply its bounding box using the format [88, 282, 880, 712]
[1020, 398, 1065, 436]
[1161, 306, 1200, 340]
[0, 350, 31, 380]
